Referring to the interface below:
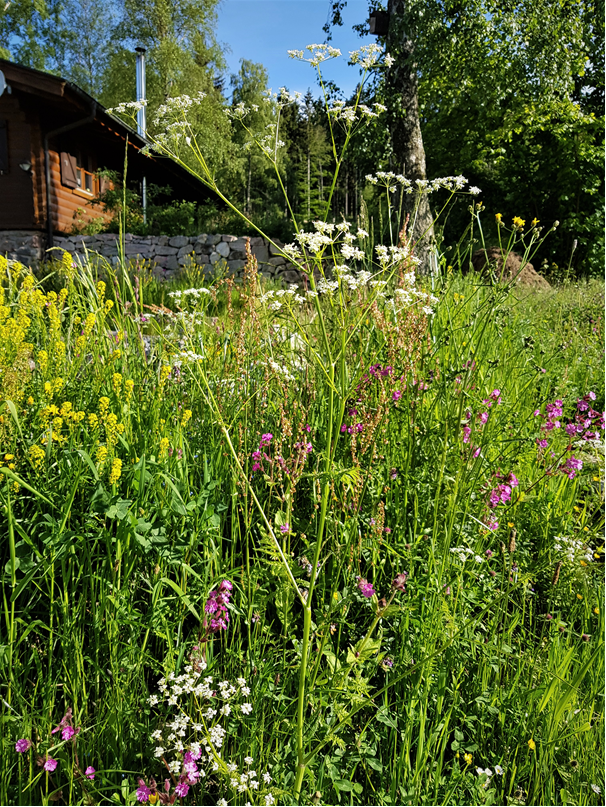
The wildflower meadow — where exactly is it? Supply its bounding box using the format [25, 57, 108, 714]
[1, 44, 604, 807]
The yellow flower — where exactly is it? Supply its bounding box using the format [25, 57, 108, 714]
[112, 373, 123, 393]
[159, 437, 170, 454]
[99, 397, 110, 416]
[594, 607, 599, 615]
[96, 445, 108, 465]
[104, 299, 114, 313]
[124, 379, 134, 400]
[96, 281, 106, 300]
[181, 409, 192, 428]
[531, 218, 540, 227]
[464, 753, 473, 765]
[512, 216, 526, 229]
[4, 454, 14, 461]
[29, 444, 45, 470]
[44, 381, 53, 397]
[88, 413, 99, 429]
[27, 396, 34, 406]
[109, 457, 122, 485]
[508, 522, 514, 528]
[577, 594, 583, 600]
[528, 738, 536, 751]
[495, 213, 502, 223]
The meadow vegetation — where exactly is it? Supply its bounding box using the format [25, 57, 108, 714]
[0, 41, 604, 807]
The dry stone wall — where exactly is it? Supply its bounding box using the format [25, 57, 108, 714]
[0, 230, 301, 283]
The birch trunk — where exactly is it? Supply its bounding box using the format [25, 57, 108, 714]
[386, 0, 436, 273]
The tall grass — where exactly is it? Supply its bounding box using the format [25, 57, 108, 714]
[0, 247, 603, 806]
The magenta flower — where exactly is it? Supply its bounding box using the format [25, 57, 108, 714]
[536, 438, 548, 448]
[62, 726, 76, 741]
[136, 780, 151, 803]
[15, 739, 31, 753]
[485, 549, 493, 558]
[392, 572, 408, 592]
[175, 781, 190, 797]
[85, 766, 95, 779]
[490, 389, 501, 401]
[357, 577, 375, 598]
[392, 390, 402, 401]
[280, 524, 289, 533]
[260, 433, 273, 445]
[44, 757, 58, 772]
[462, 426, 472, 443]
[478, 412, 489, 424]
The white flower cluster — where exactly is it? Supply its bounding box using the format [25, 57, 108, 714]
[375, 244, 419, 269]
[260, 286, 307, 310]
[169, 288, 212, 303]
[287, 44, 341, 66]
[554, 535, 593, 563]
[292, 219, 368, 257]
[450, 546, 484, 564]
[366, 173, 474, 196]
[148, 661, 274, 805]
[327, 100, 386, 124]
[154, 92, 206, 125]
[392, 286, 439, 315]
[107, 100, 147, 116]
[267, 358, 296, 382]
[349, 43, 384, 69]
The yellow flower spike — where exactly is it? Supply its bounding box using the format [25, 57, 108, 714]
[464, 753, 473, 765]
[98, 397, 110, 416]
[124, 379, 134, 400]
[181, 409, 192, 428]
[96, 445, 108, 465]
[88, 413, 98, 429]
[112, 373, 123, 393]
[28, 444, 45, 469]
[528, 738, 536, 751]
[96, 281, 106, 300]
[159, 437, 169, 454]
[27, 396, 34, 406]
[109, 457, 122, 485]
[104, 300, 114, 313]
[44, 381, 53, 397]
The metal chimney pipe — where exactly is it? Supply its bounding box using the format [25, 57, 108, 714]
[135, 47, 147, 137]
[135, 47, 147, 222]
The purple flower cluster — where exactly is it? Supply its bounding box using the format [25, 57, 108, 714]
[51, 708, 80, 742]
[204, 580, 233, 633]
[484, 472, 519, 531]
[137, 748, 203, 803]
[535, 393, 603, 478]
[251, 428, 313, 477]
[15, 738, 31, 753]
[356, 576, 375, 598]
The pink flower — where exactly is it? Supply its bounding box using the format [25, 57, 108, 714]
[136, 780, 151, 803]
[175, 781, 190, 797]
[280, 524, 289, 533]
[478, 412, 489, 424]
[536, 438, 548, 448]
[62, 726, 75, 741]
[462, 426, 472, 443]
[485, 549, 493, 558]
[340, 424, 347, 433]
[356, 577, 375, 598]
[15, 739, 31, 753]
[490, 389, 501, 400]
[85, 766, 95, 780]
[565, 423, 576, 436]
[44, 757, 58, 772]
[260, 433, 273, 445]
[392, 390, 402, 401]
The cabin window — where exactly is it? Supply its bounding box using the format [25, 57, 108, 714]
[0, 119, 8, 174]
[60, 150, 97, 194]
[76, 153, 96, 194]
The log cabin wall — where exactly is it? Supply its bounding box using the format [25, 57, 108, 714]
[0, 93, 36, 228]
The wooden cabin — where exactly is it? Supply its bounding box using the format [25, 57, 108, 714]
[0, 59, 213, 248]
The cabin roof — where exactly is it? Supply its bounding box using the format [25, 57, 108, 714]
[0, 58, 215, 204]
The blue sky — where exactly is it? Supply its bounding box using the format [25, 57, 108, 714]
[216, 1, 376, 99]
